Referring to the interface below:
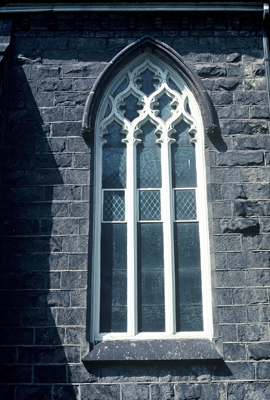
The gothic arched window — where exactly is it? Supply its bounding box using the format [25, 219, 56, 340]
[90, 49, 212, 342]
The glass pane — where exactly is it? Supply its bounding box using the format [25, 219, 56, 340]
[137, 121, 161, 188]
[122, 94, 140, 122]
[137, 223, 164, 270]
[175, 190, 197, 220]
[137, 69, 158, 96]
[174, 222, 203, 331]
[174, 120, 194, 147]
[103, 191, 125, 221]
[171, 146, 196, 188]
[138, 222, 165, 332]
[176, 269, 202, 305]
[105, 121, 124, 147]
[168, 78, 182, 94]
[101, 223, 127, 270]
[100, 306, 127, 333]
[100, 223, 127, 333]
[156, 93, 173, 121]
[174, 222, 201, 270]
[102, 148, 126, 189]
[139, 190, 161, 221]
[176, 305, 203, 332]
[112, 78, 128, 98]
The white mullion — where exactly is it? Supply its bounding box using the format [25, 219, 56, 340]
[126, 134, 137, 336]
[161, 133, 176, 335]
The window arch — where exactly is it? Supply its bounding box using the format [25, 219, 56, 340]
[85, 38, 214, 342]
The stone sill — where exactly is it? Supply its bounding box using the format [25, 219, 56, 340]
[83, 339, 223, 364]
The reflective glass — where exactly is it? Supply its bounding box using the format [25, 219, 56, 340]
[103, 191, 125, 221]
[175, 190, 197, 220]
[174, 222, 203, 332]
[174, 222, 201, 270]
[105, 121, 125, 147]
[156, 93, 173, 121]
[168, 78, 182, 94]
[138, 223, 165, 332]
[122, 94, 141, 122]
[137, 69, 158, 96]
[139, 190, 161, 221]
[102, 148, 126, 189]
[112, 78, 128, 98]
[171, 146, 196, 188]
[100, 223, 127, 332]
[137, 121, 161, 188]
[176, 305, 203, 332]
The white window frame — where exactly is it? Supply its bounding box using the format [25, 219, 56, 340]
[91, 53, 213, 342]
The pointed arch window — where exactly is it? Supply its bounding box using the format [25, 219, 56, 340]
[91, 53, 212, 341]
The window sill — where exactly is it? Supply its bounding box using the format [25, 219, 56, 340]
[83, 338, 223, 364]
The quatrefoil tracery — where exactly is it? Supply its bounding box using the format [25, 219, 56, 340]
[99, 58, 198, 146]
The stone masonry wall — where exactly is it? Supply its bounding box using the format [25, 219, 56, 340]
[0, 10, 270, 400]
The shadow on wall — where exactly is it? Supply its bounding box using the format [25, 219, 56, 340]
[0, 63, 78, 400]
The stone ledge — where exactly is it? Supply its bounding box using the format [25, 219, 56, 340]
[83, 339, 223, 364]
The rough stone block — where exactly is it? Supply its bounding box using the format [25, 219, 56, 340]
[53, 385, 79, 400]
[34, 365, 66, 383]
[248, 342, 270, 360]
[216, 151, 264, 167]
[243, 235, 270, 251]
[227, 382, 270, 400]
[16, 385, 51, 400]
[247, 305, 270, 323]
[174, 383, 226, 400]
[223, 343, 246, 361]
[151, 384, 174, 400]
[217, 306, 247, 324]
[214, 235, 241, 252]
[220, 218, 259, 234]
[81, 384, 120, 400]
[256, 362, 270, 379]
[216, 270, 246, 288]
[57, 308, 85, 326]
[61, 271, 87, 289]
[233, 288, 268, 305]
[238, 324, 269, 342]
[122, 384, 149, 400]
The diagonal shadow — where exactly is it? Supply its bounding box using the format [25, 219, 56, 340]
[0, 62, 78, 399]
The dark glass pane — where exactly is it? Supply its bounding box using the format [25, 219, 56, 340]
[122, 94, 141, 122]
[140, 270, 164, 305]
[171, 146, 196, 188]
[174, 222, 201, 270]
[138, 222, 165, 332]
[104, 103, 111, 118]
[102, 148, 126, 189]
[176, 305, 203, 332]
[103, 191, 125, 221]
[100, 223, 127, 333]
[174, 120, 193, 147]
[101, 224, 127, 271]
[137, 223, 164, 270]
[174, 222, 202, 331]
[137, 69, 159, 96]
[168, 78, 182, 94]
[112, 79, 128, 98]
[156, 93, 173, 121]
[137, 121, 161, 188]
[100, 306, 127, 332]
[105, 121, 125, 148]
[139, 306, 165, 332]
[176, 269, 202, 305]
[139, 190, 161, 221]
[175, 190, 197, 220]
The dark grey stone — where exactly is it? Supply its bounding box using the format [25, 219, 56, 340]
[223, 343, 246, 361]
[81, 384, 120, 400]
[83, 340, 222, 362]
[248, 343, 270, 360]
[216, 151, 264, 167]
[238, 324, 269, 342]
[122, 384, 149, 400]
[220, 218, 259, 234]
